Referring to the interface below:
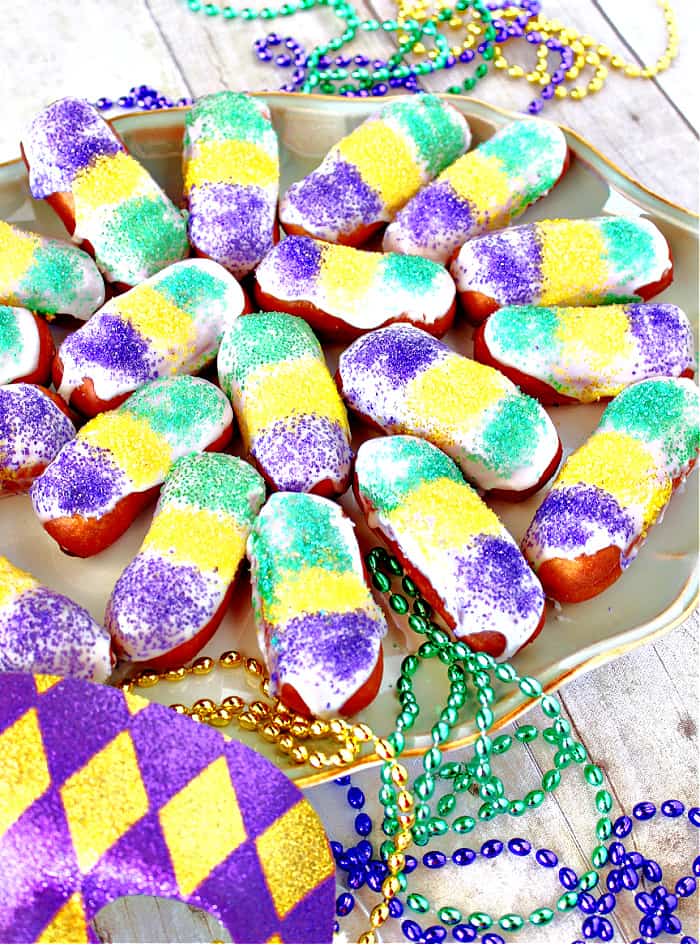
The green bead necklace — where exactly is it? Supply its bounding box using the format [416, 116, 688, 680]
[362, 544, 613, 938]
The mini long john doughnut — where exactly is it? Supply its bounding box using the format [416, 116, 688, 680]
[53, 259, 247, 416]
[0, 219, 104, 319]
[30, 376, 234, 557]
[218, 311, 352, 495]
[355, 436, 546, 659]
[522, 377, 699, 602]
[183, 91, 280, 279]
[474, 302, 695, 404]
[247, 491, 387, 718]
[450, 216, 673, 323]
[22, 97, 189, 287]
[254, 235, 456, 341]
[336, 323, 561, 500]
[107, 453, 266, 669]
[383, 118, 570, 264]
[279, 93, 471, 245]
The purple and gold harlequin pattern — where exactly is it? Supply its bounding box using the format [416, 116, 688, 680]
[0, 674, 335, 944]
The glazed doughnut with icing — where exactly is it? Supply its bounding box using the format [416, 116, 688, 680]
[31, 376, 233, 557]
[383, 118, 570, 264]
[218, 311, 352, 495]
[0, 305, 55, 386]
[22, 97, 189, 287]
[247, 492, 387, 718]
[355, 436, 546, 659]
[523, 377, 700, 603]
[107, 453, 266, 669]
[0, 384, 75, 496]
[336, 324, 561, 499]
[475, 302, 695, 404]
[0, 220, 104, 319]
[0, 674, 335, 944]
[254, 235, 456, 340]
[0, 557, 112, 680]
[279, 94, 470, 245]
[184, 91, 280, 279]
[53, 259, 247, 416]
[450, 216, 673, 323]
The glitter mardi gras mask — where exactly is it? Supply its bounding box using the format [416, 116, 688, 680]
[0, 673, 335, 943]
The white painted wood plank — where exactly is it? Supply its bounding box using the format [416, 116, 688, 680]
[0, 1, 189, 165]
[596, 0, 699, 132]
[369, 0, 698, 208]
[144, 0, 398, 97]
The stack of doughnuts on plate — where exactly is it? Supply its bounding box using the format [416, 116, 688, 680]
[0, 91, 696, 718]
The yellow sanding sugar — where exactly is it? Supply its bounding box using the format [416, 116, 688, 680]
[267, 567, 372, 626]
[386, 477, 501, 562]
[0, 221, 37, 292]
[143, 505, 245, 576]
[80, 411, 172, 490]
[557, 429, 671, 527]
[72, 151, 151, 211]
[318, 243, 382, 316]
[539, 220, 609, 305]
[114, 285, 196, 358]
[443, 151, 512, 216]
[404, 353, 511, 441]
[185, 139, 279, 191]
[242, 357, 349, 444]
[0, 556, 38, 610]
[337, 120, 422, 214]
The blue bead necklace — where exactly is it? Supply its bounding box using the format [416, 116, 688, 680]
[330, 775, 699, 943]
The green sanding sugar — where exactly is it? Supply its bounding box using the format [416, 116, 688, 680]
[219, 311, 321, 394]
[488, 305, 560, 359]
[97, 196, 188, 285]
[481, 120, 559, 184]
[357, 436, 463, 513]
[124, 376, 227, 447]
[391, 95, 466, 177]
[0, 306, 22, 357]
[156, 264, 228, 317]
[185, 91, 271, 145]
[163, 453, 265, 521]
[477, 393, 546, 473]
[19, 242, 84, 314]
[249, 494, 354, 606]
[599, 218, 657, 284]
[382, 253, 440, 295]
[602, 379, 700, 468]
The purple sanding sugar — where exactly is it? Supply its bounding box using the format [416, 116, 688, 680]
[60, 313, 157, 388]
[25, 97, 123, 198]
[0, 586, 109, 680]
[391, 180, 475, 255]
[188, 182, 276, 277]
[271, 608, 383, 694]
[250, 415, 351, 492]
[626, 303, 693, 376]
[341, 324, 446, 392]
[106, 555, 220, 657]
[453, 534, 544, 627]
[524, 483, 635, 555]
[258, 235, 322, 295]
[0, 385, 75, 473]
[463, 225, 542, 305]
[284, 158, 383, 234]
[30, 439, 128, 520]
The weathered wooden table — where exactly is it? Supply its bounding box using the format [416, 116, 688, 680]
[1, 2, 697, 942]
